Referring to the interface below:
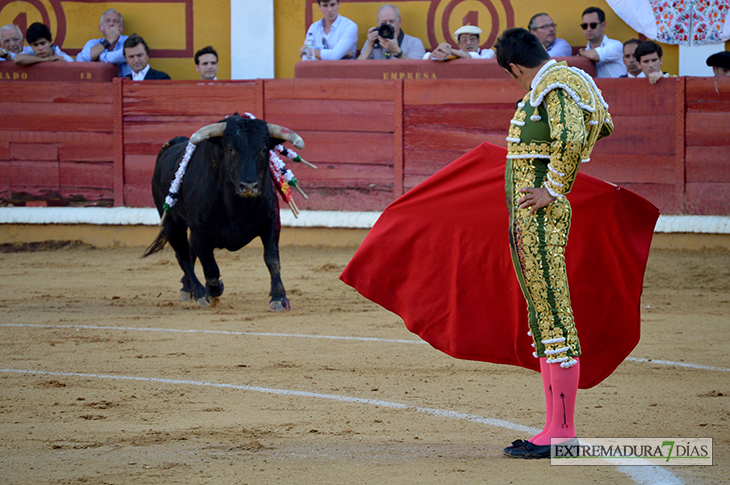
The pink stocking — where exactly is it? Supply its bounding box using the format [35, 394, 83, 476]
[529, 357, 552, 443]
[532, 357, 580, 446]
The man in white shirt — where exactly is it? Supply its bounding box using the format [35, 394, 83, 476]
[0, 24, 23, 61]
[577, 6, 626, 77]
[424, 25, 494, 60]
[529, 13, 572, 57]
[635, 41, 669, 84]
[358, 4, 426, 60]
[76, 9, 130, 77]
[299, 0, 358, 60]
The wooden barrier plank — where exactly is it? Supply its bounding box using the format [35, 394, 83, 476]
[404, 79, 525, 105]
[58, 133, 114, 162]
[686, 183, 730, 215]
[0, 102, 114, 133]
[685, 112, 730, 146]
[264, 99, 394, 132]
[597, 78, 679, 116]
[9, 143, 58, 161]
[58, 188, 113, 203]
[288, 131, 394, 164]
[592, 115, 677, 155]
[618, 183, 683, 214]
[293, 162, 393, 187]
[685, 77, 730, 110]
[0, 82, 113, 104]
[686, 146, 730, 182]
[405, 126, 506, 152]
[0, 160, 59, 189]
[287, 187, 394, 212]
[124, 154, 156, 186]
[405, 105, 515, 132]
[124, 185, 154, 208]
[122, 81, 258, 117]
[265, 78, 397, 101]
[60, 161, 114, 189]
[113, 77, 124, 207]
[579, 154, 678, 184]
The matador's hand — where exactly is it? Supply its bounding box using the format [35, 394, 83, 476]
[518, 187, 556, 214]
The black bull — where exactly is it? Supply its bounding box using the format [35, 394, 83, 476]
[143, 115, 304, 311]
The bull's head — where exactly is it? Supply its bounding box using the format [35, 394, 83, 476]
[190, 116, 304, 198]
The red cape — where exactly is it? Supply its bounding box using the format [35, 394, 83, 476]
[340, 142, 659, 389]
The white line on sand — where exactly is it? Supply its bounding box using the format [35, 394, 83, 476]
[2, 323, 728, 373]
[0, 367, 683, 484]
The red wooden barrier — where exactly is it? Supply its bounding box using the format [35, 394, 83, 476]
[1, 76, 729, 215]
[0, 82, 115, 205]
[0, 62, 117, 83]
[684, 78, 730, 215]
[294, 57, 597, 80]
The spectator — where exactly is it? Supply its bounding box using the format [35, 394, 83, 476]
[299, 0, 357, 61]
[14, 22, 74, 65]
[635, 41, 669, 84]
[76, 9, 130, 77]
[195, 46, 218, 80]
[706, 51, 730, 77]
[358, 4, 425, 60]
[577, 7, 626, 77]
[123, 34, 170, 80]
[620, 39, 642, 78]
[425, 25, 494, 60]
[528, 13, 571, 57]
[0, 24, 23, 61]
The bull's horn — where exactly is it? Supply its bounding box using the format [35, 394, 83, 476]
[190, 122, 226, 145]
[267, 123, 305, 149]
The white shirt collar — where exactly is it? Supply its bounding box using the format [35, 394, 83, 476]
[531, 59, 557, 90]
[131, 64, 150, 81]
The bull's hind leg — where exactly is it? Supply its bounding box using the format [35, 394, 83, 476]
[166, 224, 207, 305]
[261, 226, 290, 312]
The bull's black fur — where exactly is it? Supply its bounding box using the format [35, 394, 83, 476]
[144, 115, 290, 311]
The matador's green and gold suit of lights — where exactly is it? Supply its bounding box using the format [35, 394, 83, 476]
[505, 60, 613, 369]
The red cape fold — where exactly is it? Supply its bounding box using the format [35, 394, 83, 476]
[340, 142, 659, 389]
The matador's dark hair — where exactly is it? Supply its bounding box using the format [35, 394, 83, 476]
[494, 28, 550, 71]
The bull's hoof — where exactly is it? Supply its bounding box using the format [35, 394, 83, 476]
[269, 297, 290, 312]
[206, 279, 224, 298]
[196, 296, 210, 307]
[210, 297, 220, 308]
[180, 290, 193, 302]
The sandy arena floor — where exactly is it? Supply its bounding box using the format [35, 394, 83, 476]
[0, 242, 728, 484]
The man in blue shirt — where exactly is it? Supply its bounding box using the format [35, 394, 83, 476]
[76, 9, 130, 76]
[299, 0, 358, 60]
[528, 13, 572, 58]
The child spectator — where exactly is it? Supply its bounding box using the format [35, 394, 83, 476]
[14, 22, 74, 65]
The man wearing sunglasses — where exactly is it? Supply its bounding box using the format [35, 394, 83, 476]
[577, 7, 626, 77]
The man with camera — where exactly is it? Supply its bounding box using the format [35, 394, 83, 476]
[357, 4, 425, 60]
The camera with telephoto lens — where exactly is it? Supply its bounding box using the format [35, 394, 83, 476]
[373, 22, 395, 48]
[377, 22, 395, 39]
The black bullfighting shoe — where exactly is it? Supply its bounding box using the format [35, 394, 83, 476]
[503, 438, 579, 459]
[502, 439, 529, 455]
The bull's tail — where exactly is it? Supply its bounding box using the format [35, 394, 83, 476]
[142, 227, 168, 257]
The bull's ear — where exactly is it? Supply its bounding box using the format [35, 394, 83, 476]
[267, 123, 304, 149]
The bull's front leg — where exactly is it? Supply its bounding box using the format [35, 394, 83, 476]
[190, 235, 224, 305]
[165, 223, 207, 304]
[260, 225, 289, 312]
